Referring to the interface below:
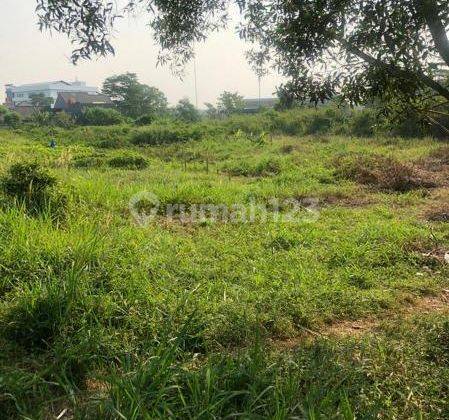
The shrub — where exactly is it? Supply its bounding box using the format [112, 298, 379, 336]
[78, 107, 124, 126]
[96, 138, 128, 149]
[1, 162, 56, 203]
[387, 116, 425, 138]
[173, 98, 201, 123]
[350, 109, 377, 137]
[304, 113, 333, 135]
[1, 282, 69, 348]
[132, 126, 202, 146]
[0, 104, 8, 117]
[4, 111, 22, 128]
[72, 153, 106, 168]
[135, 114, 155, 126]
[52, 111, 75, 128]
[28, 111, 52, 127]
[225, 158, 282, 177]
[108, 154, 148, 170]
[0, 162, 67, 217]
[334, 154, 435, 192]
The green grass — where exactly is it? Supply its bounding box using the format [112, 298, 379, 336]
[0, 121, 448, 418]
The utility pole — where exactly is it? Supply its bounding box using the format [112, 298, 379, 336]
[193, 55, 199, 108]
[258, 75, 261, 109]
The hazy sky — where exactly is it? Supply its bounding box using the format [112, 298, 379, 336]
[0, 0, 285, 107]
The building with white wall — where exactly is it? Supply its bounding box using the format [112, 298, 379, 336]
[5, 80, 98, 108]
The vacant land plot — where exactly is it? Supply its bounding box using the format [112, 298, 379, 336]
[0, 127, 448, 418]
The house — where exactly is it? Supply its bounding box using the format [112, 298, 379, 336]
[243, 97, 279, 113]
[5, 80, 98, 110]
[53, 92, 113, 115]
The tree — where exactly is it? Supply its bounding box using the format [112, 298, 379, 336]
[35, 1, 449, 125]
[102, 73, 168, 118]
[217, 91, 245, 116]
[204, 103, 219, 119]
[173, 98, 201, 123]
[29, 93, 54, 110]
[78, 107, 124, 126]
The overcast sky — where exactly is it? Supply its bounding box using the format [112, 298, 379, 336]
[0, 0, 285, 107]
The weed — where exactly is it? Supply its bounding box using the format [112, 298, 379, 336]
[108, 154, 148, 170]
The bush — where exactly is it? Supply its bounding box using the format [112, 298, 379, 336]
[0, 162, 66, 217]
[135, 114, 155, 126]
[132, 125, 202, 146]
[173, 98, 201, 123]
[4, 111, 22, 128]
[1, 282, 69, 348]
[52, 111, 75, 128]
[1, 162, 56, 202]
[108, 154, 148, 170]
[350, 109, 377, 137]
[78, 107, 124, 126]
[72, 153, 106, 169]
[225, 158, 282, 177]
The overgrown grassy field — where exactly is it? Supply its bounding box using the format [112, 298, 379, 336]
[0, 116, 448, 418]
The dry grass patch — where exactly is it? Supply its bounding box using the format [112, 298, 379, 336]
[425, 204, 449, 222]
[334, 153, 437, 192]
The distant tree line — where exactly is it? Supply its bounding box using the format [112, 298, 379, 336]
[1, 71, 257, 128]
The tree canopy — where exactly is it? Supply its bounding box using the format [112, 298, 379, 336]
[36, 1, 449, 123]
[29, 93, 54, 110]
[102, 73, 168, 118]
[217, 91, 245, 116]
[173, 98, 201, 123]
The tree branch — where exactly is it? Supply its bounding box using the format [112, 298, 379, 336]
[414, 0, 449, 67]
[337, 36, 449, 101]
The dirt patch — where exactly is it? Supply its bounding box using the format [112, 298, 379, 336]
[85, 378, 109, 392]
[321, 192, 376, 208]
[425, 204, 449, 222]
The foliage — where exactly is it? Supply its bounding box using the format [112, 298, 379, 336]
[29, 93, 54, 110]
[3, 112, 21, 128]
[173, 98, 201, 123]
[30, 111, 52, 127]
[102, 72, 168, 118]
[132, 125, 202, 145]
[204, 102, 219, 119]
[78, 107, 124, 126]
[224, 157, 282, 177]
[350, 108, 378, 137]
[36, 0, 449, 129]
[52, 111, 75, 128]
[0, 162, 61, 215]
[217, 91, 245, 116]
[134, 113, 155, 126]
[107, 154, 148, 169]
